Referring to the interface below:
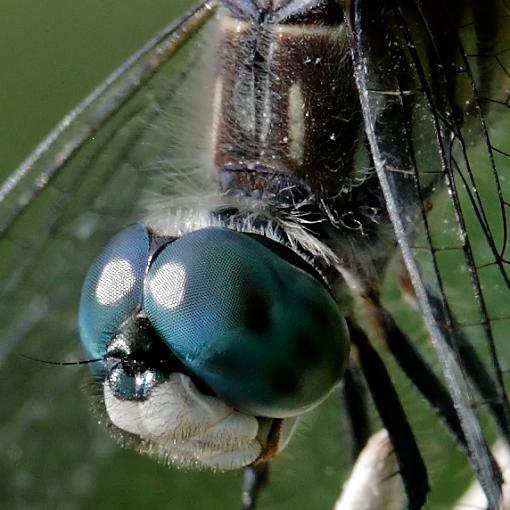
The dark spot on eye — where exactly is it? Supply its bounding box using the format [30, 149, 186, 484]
[272, 368, 299, 396]
[244, 289, 271, 335]
[295, 331, 321, 364]
[306, 298, 330, 324]
[206, 351, 243, 375]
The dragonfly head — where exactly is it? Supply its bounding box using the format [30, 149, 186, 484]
[78, 224, 349, 467]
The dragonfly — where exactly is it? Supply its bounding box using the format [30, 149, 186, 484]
[1, 1, 510, 509]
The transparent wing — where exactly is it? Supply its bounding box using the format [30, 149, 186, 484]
[347, 0, 510, 507]
[0, 0, 215, 360]
[0, 1, 224, 506]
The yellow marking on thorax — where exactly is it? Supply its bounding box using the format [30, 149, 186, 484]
[274, 23, 345, 39]
[211, 77, 223, 150]
[288, 82, 305, 164]
[218, 11, 345, 41]
[218, 12, 251, 34]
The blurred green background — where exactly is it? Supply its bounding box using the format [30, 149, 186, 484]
[0, 2, 494, 510]
[1, 0, 193, 173]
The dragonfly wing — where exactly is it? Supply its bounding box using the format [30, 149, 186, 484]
[0, 0, 215, 359]
[346, 0, 510, 508]
[0, 2, 221, 507]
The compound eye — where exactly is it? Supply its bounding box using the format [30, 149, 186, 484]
[79, 224, 150, 363]
[144, 227, 349, 418]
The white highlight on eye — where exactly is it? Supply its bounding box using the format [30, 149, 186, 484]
[95, 259, 136, 305]
[149, 262, 186, 310]
[288, 82, 305, 164]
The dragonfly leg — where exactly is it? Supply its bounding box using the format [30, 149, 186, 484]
[361, 289, 471, 450]
[347, 318, 429, 510]
[241, 463, 269, 510]
[342, 360, 371, 462]
[361, 288, 503, 486]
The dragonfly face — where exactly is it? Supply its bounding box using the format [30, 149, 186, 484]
[2, 0, 510, 509]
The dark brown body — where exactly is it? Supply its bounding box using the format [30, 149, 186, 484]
[213, 2, 362, 205]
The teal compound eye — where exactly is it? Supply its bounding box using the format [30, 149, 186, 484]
[78, 224, 150, 365]
[144, 227, 350, 418]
